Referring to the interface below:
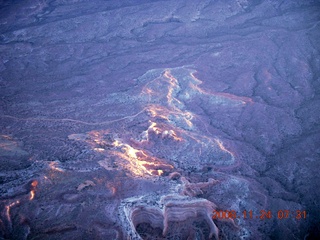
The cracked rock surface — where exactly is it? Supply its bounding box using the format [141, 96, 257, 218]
[0, 0, 319, 239]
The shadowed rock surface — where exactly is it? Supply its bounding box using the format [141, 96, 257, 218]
[0, 0, 319, 239]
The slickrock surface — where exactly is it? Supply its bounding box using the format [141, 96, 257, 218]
[0, 0, 319, 239]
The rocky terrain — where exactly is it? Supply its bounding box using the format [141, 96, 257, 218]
[0, 0, 319, 239]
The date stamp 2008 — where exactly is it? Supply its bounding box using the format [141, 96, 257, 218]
[212, 210, 307, 220]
